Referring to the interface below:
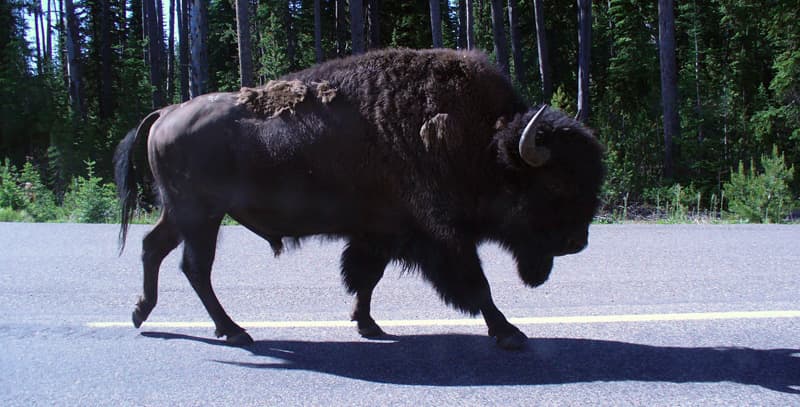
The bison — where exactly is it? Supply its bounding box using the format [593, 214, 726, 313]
[115, 48, 605, 350]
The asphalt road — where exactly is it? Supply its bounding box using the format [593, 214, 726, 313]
[1, 222, 799, 406]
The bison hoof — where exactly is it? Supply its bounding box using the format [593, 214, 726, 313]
[357, 322, 386, 338]
[132, 310, 147, 329]
[132, 300, 154, 329]
[495, 330, 528, 350]
[225, 331, 254, 347]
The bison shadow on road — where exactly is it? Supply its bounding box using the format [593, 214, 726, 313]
[141, 332, 799, 393]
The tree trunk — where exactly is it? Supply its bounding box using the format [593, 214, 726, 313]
[167, 0, 175, 101]
[142, 0, 150, 61]
[156, 0, 163, 41]
[691, 0, 702, 142]
[658, 0, 679, 179]
[336, 0, 346, 57]
[63, 0, 84, 117]
[99, 0, 113, 118]
[489, 0, 509, 76]
[157, 0, 166, 98]
[284, 2, 296, 69]
[533, 0, 552, 101]
[576, 0, 591, 123]
[314, 0, 322, 62]
[129, 0, 143, 48]
[38, 1, 46, 63]
[429, 0, 442, 48]
[178, 0, 189, 101]
[34, 2, 42, 74]
[350, 0, 364, 54]
[189, 0, 208, 98]
[144, 0, 165, 107]
[367, 0, 380, 49]
[56, 0, 66, 90]
[457, 0, 466, 49]
[46, 0, 53, 64]
[235, 0, 253, 87]
[465, 0, 475, 49]
[507, 0, 524, 84]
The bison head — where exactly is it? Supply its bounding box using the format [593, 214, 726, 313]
[492, 105, 605, 287]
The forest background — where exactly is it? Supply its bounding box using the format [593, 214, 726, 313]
[0, 0, 798, 224]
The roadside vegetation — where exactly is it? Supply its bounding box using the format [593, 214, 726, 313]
[0, 159, 118, 223]
[0, 146, 796, 224]
[598, 146, 797, 224]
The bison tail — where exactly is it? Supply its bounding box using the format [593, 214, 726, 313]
[114, 110, 160, 255]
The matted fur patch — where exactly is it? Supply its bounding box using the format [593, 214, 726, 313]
[420, 113, 458, 151]
[313, 81, 337, 103]
[237, 80, 308, 117]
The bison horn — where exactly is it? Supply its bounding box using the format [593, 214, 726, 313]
[518, 105, 551, 167]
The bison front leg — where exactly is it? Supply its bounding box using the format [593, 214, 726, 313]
[340, 239, 390, 338]
[180, 217, 253, 346]
[479, 297, 528, 350]
[423, 242, 528, 350]
[463, 273, 528, 350]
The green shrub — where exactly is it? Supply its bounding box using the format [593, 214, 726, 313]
[0, 159, 63, 222]
[643, 183, 702, 222]
[0, 159, 25, 210]
[600, 148, 635, 215]
[723, 146, 796, 223]
[550, 86, 577, 118]
[0, 207, 29, 222]
[18, 161, 61, 221]
[63, 160, 119, 223]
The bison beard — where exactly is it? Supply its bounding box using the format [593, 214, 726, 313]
[115, 48, 605, 350]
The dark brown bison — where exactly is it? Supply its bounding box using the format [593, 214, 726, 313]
[115, 48, 605, 350]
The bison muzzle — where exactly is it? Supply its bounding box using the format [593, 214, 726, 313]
[115, 48, 605, 350]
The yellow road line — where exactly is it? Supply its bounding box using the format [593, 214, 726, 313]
[86, 310, 800, 329]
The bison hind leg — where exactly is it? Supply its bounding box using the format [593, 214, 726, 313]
[133, 213, 182, 328]
[178, 214, 253, 346]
